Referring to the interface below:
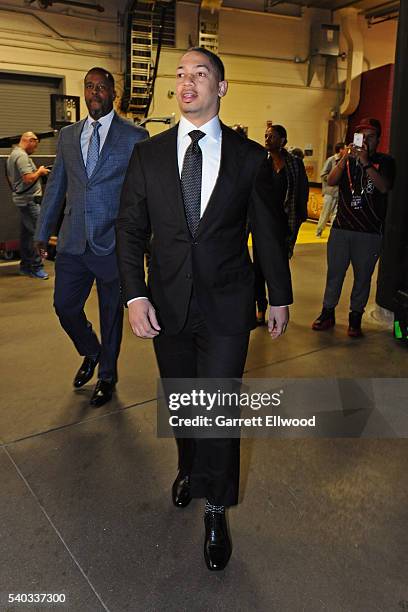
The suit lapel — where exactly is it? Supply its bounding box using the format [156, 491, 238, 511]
[91, 113, 122, 178]
[195, 123, 241, 237]
[74, 118, 88, 180]
[156, 125, 189, 232]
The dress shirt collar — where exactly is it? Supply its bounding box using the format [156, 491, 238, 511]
[178, 114, 222, 143]
[85, 108, 115, 128]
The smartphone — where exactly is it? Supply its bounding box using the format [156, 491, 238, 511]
[353, 133, 364, 148]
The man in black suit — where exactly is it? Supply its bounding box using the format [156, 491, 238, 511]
[116, 48, 292, 570]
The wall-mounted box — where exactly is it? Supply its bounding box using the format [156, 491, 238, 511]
[311, 24, 340, 57]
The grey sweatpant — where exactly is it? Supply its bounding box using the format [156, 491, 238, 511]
[323, 227, 382, 313]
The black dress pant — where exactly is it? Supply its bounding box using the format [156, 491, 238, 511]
[153, 293, 250, 506]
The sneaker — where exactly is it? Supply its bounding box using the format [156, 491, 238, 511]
[29, 269, 49, 280]
[312, 307, 335, 330]
[348, 311, 363, 337]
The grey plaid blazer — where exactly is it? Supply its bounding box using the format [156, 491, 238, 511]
[281, 150, 309, 249]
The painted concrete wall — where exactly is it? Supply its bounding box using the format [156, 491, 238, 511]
[0, 0, 398, 175]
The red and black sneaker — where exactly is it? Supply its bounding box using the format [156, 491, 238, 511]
[312, 307, 335, 331]
[347, 311, 363, 338]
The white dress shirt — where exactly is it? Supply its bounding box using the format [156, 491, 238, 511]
[80, 108, 115, 164]
[177, 114, 222, 217]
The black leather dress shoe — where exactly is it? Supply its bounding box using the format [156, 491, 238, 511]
[204, 510, 232, 571]
[172, 472, 192, 508]
[73, 356, 99, 388]
[89, 379, 115, 407]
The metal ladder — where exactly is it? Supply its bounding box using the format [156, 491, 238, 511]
[128, 0, 155, 114]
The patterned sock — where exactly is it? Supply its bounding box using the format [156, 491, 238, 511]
[205, 500, 225, 514]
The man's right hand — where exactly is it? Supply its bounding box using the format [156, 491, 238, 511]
[38, 165, 50, 177]
[128, 299, 161, 338]
[34, 240, 47, 259]
[341, 146, 352, 162]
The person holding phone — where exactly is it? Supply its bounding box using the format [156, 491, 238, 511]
[7, 132, 50, 279]
[312, 117, 395, 337]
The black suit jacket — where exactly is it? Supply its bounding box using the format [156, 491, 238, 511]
[116, 122, 293, 335]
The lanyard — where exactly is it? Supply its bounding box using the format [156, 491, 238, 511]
[346, 159, 364, 197]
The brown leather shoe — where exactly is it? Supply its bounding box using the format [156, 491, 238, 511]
[312, 308, 335, 331]
[347, 311, 363, 337]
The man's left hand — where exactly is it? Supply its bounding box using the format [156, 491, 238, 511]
[268, 306, 289, 339]
[34, 240, 47, 259]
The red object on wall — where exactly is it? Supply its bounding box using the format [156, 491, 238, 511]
[347, 63, 394, 154]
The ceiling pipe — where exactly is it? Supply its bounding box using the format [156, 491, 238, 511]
[338, 7, 364, 117]
[28, 0, 104, 12]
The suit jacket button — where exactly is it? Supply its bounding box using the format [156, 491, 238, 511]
[186, 273, 192, 279]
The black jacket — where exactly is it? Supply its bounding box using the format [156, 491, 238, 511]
[116, 122, 292, 335]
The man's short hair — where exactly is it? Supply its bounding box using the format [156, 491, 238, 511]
[272, 124, 288, 144]
[335, 142, 345, 153]
[85, 67, 115, 88]
[187, 47, 225, 82]
[291, 147, 304, 159]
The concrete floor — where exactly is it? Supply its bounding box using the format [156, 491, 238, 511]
[1, 237, 408, 612]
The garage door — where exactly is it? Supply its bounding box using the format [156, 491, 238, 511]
[0, 72, 62, 155]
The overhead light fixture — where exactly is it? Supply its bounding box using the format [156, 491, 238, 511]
[28, 0, 104, 12]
